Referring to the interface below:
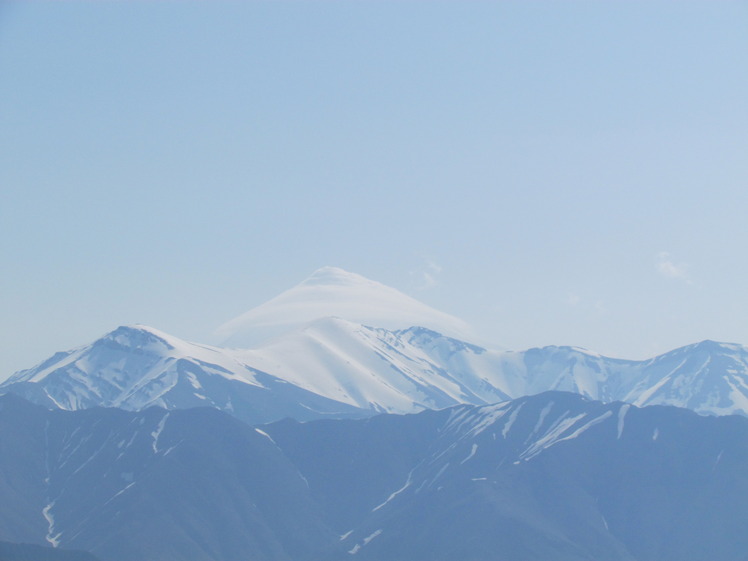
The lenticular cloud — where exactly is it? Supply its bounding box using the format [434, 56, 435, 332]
[214, 266, 474, 348]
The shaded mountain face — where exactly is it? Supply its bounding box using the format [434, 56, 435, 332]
[4, 322, 748, 423]
[0, 394, 340, 561]
[265, 392, 748, 561]
[3, 392, 748, 561]
[0, 541, 100, 561]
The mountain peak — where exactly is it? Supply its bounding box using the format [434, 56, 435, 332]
[99, 325, 176, 352]
[664, 339, 746, 357]
[692, 339, 743, 352]
[214, 267, 474, 348]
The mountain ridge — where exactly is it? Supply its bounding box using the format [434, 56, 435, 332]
[4, 391, 748, 560]
[4, 267, 748, 421]
[3, 321, 748, 422]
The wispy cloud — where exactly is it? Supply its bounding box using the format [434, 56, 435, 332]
[656, 252, 692, 284]
[412, 259, 442, 290]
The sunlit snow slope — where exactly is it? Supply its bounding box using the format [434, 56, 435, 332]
[4, 322, 748, 422]
[0, 325, 367, 425]
[0, 323, 519, 423]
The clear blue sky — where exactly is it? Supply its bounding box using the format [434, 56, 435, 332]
[1, 1, 747, 378]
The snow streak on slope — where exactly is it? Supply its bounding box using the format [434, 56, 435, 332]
[358, 394, 629, 524]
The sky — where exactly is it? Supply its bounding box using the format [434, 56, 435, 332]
[1, 1, 747, 379]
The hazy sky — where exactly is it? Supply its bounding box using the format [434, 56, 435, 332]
[1, 1, 747, 379]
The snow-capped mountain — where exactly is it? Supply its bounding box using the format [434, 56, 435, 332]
[0, 325, 367, 425]
[0, 321, 519, 424]
[4, 319, 748, 422]
[5, 266, 748, 561]
[4, 268, 748, 421]
[622, 339, 748, 415]
[214, 266, 475, 347]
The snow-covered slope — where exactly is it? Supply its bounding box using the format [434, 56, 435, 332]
[0, 322, 517, 421]
[624, 339, 748, 414]
[0, 325, 368, 425]
[4, 324, 257, 407]
[498, 341, 748, 416]
[4, 321, 748, 421]
[235, 319, 516, 413]
[214, 266, 475, 347]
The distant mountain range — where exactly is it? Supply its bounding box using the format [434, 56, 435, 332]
[3, 266, 748, 560]
[2, 391, 748, 561]
[2, 320, 748, 423]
